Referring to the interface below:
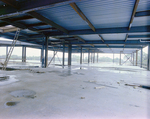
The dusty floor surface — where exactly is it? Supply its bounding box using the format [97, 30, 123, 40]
[0, 63, 150, 119]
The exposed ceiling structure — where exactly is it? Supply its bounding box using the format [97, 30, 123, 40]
[0, 0, 150, 54]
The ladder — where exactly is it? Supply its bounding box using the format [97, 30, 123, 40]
[2, 28, 20, 70]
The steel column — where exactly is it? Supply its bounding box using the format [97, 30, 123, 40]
[133, 53, 134, 66]
[113, 53, 114, 63]
[44, 37, 48, 68]
[53, 51, 55, 64]
[141, 48, 143, 68]
[62, 42, 65, 67]
[24, 47, 26, 62]
[6, 46, 8, 58]
[80, 47, 82, 64]
[22, 46, 26, 62]
[147, 44, 150, 70]
[83, 52, 84, 63]
[93, 52, 95, 63]
[41, 44, 44, 67]
[120, 51, 121, 65]
[136, 50, 138, 66]
[88, 49, 90, 64]
[68, 43, 72, 66]
[131, 53, 132, 63]
[97, 53, 98, 63]
[91, 53, 92, 63]
[22, 46, 24, 62]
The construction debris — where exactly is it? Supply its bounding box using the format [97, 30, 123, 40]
[125, 84, 150, 90]
[81, 97, 85, 99]
[94, 86, 105, 89]
[89, 80, 96, 83]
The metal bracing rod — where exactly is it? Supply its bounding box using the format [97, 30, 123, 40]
[56, 53, 61, 64]
[124, 54, 133, 64]
[123, 54, 134, 64]
[48, 51, 58, 66]
[48, 46, 61, 66]
[121, 56, 131, 65]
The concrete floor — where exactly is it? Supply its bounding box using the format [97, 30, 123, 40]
[0, 63, 150, 119]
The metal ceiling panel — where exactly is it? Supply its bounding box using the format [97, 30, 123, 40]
[20, 18, 41, 25]
[78, 34, 100, 41]
[34, 25, 52, 29]
[137, 0, 150, 12]
[127, 38, 150, 40]
[108, 44, 124, 46]
[21, 29, 38, 34]
[36, 4, 89, 30]
[132, 16, 150, 27]
[76, 0, 135, 28]
[101, 34, 126, 40]
[128, 32, 150, 35]
[94, 44, 107, 46]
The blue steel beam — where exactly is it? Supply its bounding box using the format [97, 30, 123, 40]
[69, 46, 142, 49]
[70, 40, 148, 45]
[128, 35, 150, 38]
[49, 26, 150, 37]
[147, 44, 150, 70]
[135, 10, 150, 17]
[0, 44, 141, 50]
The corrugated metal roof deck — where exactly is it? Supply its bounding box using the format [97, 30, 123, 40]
[35, 0, 136, 30]
[0, 0, 149, 54]
[76, 0, 135, 28]
[101, 34, 126, 40]
[137, 0, 150, 11]
[36, 4, 90, 30]
[78, 34, 100, 41]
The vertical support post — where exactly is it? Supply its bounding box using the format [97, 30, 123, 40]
[93, 51, 95, 63]
[44, 36, 48, 68]
[147, 44, 150, 70]
[80, 47, 82, 64]
[53, 51, 55, 64]
[88, 49, 90, 64]
[68, 43, 72, 66]
[133, 52, 134, 66]
[113, 53, 114, 63]
[6, 46, 8, 58]
[83, 52, 84, 63]
[41, 44, 44, 67]
[120, 51, 121, 65]
[136, 50, 138, 66]
[22, 46, 24, 62]
[24, 46, 26, 62]
[141, 48, 143, 68]
[22, 46, 26, 62]
[62, 41, 65, 67]
[91, 53, 92, 63]
[131, 53, 132, 63]
[97, 53, 98, 63]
